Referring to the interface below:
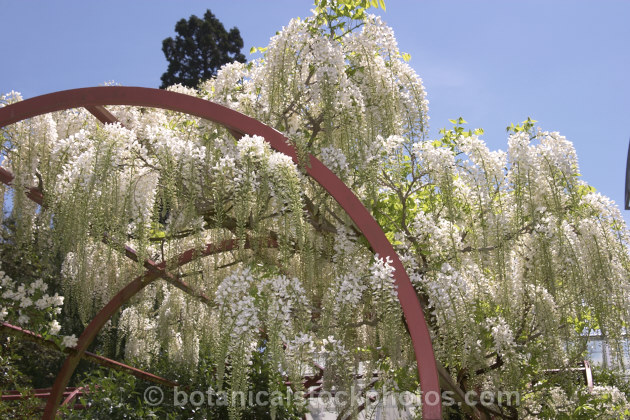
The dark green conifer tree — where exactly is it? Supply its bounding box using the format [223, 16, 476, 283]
[160, 10, 246, 89]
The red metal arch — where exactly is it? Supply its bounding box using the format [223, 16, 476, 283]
[0, 87, 442, 419]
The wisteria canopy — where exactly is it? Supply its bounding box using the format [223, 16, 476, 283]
[2, 1, 630, 419]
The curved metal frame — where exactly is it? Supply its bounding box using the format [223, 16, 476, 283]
[0, 87, 442, 419]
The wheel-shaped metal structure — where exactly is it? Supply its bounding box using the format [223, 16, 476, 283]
[0, 87, 442, 419]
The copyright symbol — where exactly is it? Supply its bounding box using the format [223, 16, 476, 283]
[144, 386, 164, 406]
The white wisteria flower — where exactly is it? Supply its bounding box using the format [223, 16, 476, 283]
[61, 335, 78, 348]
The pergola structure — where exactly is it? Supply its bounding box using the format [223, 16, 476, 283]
[0, 86, 516, 419]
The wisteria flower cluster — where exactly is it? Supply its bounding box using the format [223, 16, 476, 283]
[0, 264, 76, 348]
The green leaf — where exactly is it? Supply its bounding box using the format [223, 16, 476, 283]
[379, 0, 386, 11]
[401, 52, 411, 62]
[149, 222, 166, 239]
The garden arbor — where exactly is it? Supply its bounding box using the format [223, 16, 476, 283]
[0, 86, 450, 419]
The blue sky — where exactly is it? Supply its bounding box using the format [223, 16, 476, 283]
[1, 0, 629, 219]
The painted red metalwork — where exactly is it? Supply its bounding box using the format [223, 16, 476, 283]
[2, 387, 84, 402]
[0, 238, 269, 405]
[60, 386, 89, 407]
[0, 87, 442, 419]
[1, 322, 179, 388]
[0, 159, 275, 395]
[84, 105, 119, 125]
[40, 238, 239, 419]
[0, 167, 44, 205]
